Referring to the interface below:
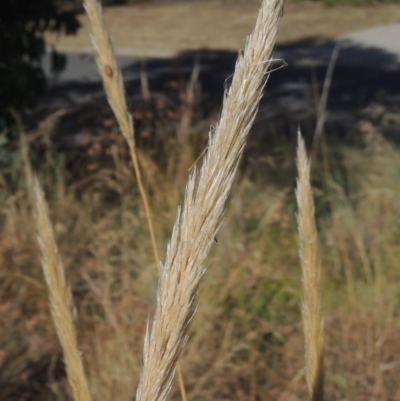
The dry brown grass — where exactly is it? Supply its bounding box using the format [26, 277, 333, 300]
[45, 2, 400, 53]
[3, 2, 400, 401]
[2, 114, 400, 400]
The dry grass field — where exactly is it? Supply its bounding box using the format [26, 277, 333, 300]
[2, 1, 400, 401]
[46, 1, 400, 53]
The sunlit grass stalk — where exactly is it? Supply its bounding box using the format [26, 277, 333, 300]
[135, 1, 284, 401]
[34, 178, 92, 401]
[83, 0, 161, 275]
[83, 0, 190, 398]
[296, 132, 324, 401]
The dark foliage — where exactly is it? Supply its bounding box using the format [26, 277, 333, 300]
[0, 0, 80, 131]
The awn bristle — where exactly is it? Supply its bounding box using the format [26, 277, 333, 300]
[34, 178, 92, 401]
[135, 1, 284, 401]
[83, 0, 132, 146]
[296, 132, 324, 401]
[83, 0, 161, 274]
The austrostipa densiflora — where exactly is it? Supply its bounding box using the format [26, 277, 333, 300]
[83, 0, 161, 278]
[296, 131, 325, 401]
[34, 178, 92, 401]
[134, 1, 284, 401]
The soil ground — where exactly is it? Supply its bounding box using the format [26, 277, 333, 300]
[47, 1, 400, 53]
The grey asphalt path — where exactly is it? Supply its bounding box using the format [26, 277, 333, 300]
[37, 23, 400, 140]
[274, 23, 400, 68]
[342, 23, 400, 62]
[41, 23, 400, 86]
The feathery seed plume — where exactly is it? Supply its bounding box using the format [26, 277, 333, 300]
[296, 131, 324, 401]
[34, 178, 92, 401]
[84, 0, 161, 272]
[135, 1, 285, 401]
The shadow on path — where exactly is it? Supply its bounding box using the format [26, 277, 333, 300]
[37, 40, 400, 145]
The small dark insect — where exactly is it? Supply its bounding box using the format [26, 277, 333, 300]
[214, 237, 218, 243]
[104, 64, 114, 78]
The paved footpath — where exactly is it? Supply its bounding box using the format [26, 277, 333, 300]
[39, 23, 400, 136]
[42, 23, 400, 84]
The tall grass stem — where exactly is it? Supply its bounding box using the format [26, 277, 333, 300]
[311, 44, 340, 160]
[83, 0, 161, 275]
